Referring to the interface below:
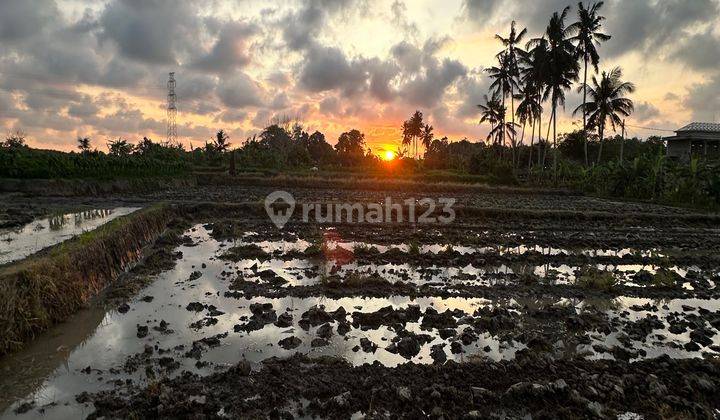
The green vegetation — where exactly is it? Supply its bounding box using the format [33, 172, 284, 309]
[652, 268, 678, 288]
[408, 240, 421, 256]
[0, 136, 189, 179]
[576, 267, 617, 292]
[0, 205, 174, 355]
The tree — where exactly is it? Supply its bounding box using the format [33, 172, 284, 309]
[486, 53, 518, 151]
[573, 66, 635, 165]
[107, 138, 133, 157]
[77, 136, 91, 153]
[495, 20, 527, 161]
[335, 129, 367, 166]
[421, 124, 434, 150]
[477, 94, 503, 144]
[3, 130, 26, 148]
[515, 79, 542, 168]
[569, 1, 611, 166]
[214, 130, 231, 153]
[303, 131, 336, 165]
[537, 7, 579, 180]
[520, 37, 550, 170]
[401, 111, 425, 159]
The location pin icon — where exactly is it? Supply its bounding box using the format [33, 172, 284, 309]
[264, 191, 296, 229]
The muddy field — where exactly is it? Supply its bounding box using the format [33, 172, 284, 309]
[1, 185, 719, 419]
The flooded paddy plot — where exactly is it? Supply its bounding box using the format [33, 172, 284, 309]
[3, 222, 720, 418]
[0, 207, 140, 265]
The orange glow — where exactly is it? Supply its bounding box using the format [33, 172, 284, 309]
[383, 150, 396, 161]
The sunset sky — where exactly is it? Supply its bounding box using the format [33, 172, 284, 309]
[1, 0, 719, 154]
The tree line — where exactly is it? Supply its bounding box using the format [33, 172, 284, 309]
[477, 2, 635, 180]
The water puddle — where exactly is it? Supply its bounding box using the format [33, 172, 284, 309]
[2, 224, 719, 419]
[0, 208, 141, 265]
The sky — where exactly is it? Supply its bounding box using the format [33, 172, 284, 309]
[1, 0, 719, 154]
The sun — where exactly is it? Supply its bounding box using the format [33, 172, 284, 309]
[383, 150, 396, 161]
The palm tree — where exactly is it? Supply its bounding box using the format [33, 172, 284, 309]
[402, 110, 425, 159]
[569, 1, 611, 166]
[421, 124, 434, 150]
[521, 37, 550, 170]
[214, 130, 231, 153]
[573, 66, 635, 165]
[477, 94, 503, 144]
[538, 7, 579, 180]
[495, 21, 528, 161]
[77, 136, 91, 153]
[515, 79, 542, 169]
[486, 53, 518, 152]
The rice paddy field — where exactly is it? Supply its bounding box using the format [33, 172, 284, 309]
[0, 182, 719, 419]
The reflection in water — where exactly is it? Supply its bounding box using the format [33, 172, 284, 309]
[0, 208, 140, 265]
[1, 224, 718, 419]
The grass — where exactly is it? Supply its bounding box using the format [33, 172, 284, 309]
[219, 244, 270, 262]
[408, 240, 421, 256]
[0, 204, 174, 355]
[197, 173, 581, 196]
[576, 267, 618, 292]
[652, 268, 678, 288]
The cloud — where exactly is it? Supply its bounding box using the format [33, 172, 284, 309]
[455, 70, 491, 119]
[0, 0, 57, 42]
[603, 0, 719, 58]
[270, 92, 290, 109]
[683, 73, 720, 122]
[461, 0, 503, 22]
[670, 29, 720, 72]
[99, 0, 199, 64]
[215, 109, 248, 124]
[299, 45, 368, 95]
[634, 101, 661, 122]
[67, 96, 101, 119]
[319, 96, 341, 115]
[281, 0, 353, 51]
[217, 73, 264, 108]
[400, 58, 467, 108]
[190, 21, 258, 73]
[266, 71, 292, 87]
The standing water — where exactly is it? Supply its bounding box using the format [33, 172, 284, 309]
[0, 208, 140, 265]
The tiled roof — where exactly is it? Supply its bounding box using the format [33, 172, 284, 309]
[677, 122, 720, 133]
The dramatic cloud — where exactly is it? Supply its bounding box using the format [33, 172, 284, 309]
[684, 74, 720, 122]
[190, 21, 258, 73]
[0, 0, 718, 151]
[634, 101, 661, 122]
[217, 73, 264, 108]
[99, 0, 200, 64]
[299, 45, 368, 95]
[671, 29, 720, 72]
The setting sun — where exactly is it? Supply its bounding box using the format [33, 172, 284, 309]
[383, 150, 396, 161]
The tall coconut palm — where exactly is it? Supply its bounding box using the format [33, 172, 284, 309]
[537, 7, 579, 180]
[402, 110, 425, 159]
[521, 37, 550, 170]
[478, 94, 503, 145]
[515, 79, 542, 169]
[495, 21, 528, 160]
[421, 124, 434, 150]
[573, 66, 635, 164]
[569, 1, 611, 166]
[486, 53, 518, 152]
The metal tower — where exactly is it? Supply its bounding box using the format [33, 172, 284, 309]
[166, 72, 177, 144]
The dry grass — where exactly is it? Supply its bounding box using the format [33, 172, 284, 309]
[0, 204, 174, 355]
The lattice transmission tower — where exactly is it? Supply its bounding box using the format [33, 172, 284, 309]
[166, 72, 177, 144]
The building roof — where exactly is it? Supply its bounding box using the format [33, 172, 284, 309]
[677, 122, 720, 133]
